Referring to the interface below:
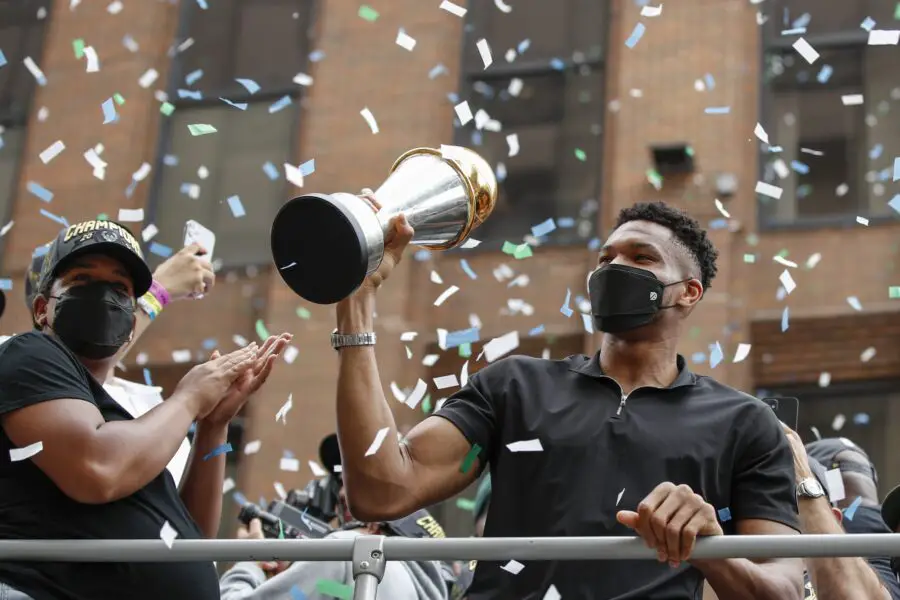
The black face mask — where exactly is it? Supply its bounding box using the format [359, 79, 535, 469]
[50, 282, 135, 360]
[588, 264, 687, 333]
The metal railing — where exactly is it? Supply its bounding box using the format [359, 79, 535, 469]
[2, 535, 900, 600]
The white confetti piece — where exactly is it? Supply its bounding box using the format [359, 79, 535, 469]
[506, 439, 543, 452]
[460, 361, 469, 387]
[476, 38, 492, 69]
[856, 216, 869, 226]
[434, 285, 459, 306]
[365, 427, 391, 456]
[308, 460, 327, 477]
[824, 468, 846, 503]
[83, 46, 100, 72]
[434, 374, 458, 389]
[818, 372, 831, 388]
[360, 107, 379, 134]
[0, 221, 13, 237]
[454, 101, 473, 125]
[461, 238, 481, 249]
[141, 224, 158, 242]
[283, 346, 299, 364]
[506, 133, 520, 157]
[23, 57, 46, 86]
[284, 163, 304, 188]
[543, 585, 561, 600]
[117, 208, 144, 222]
[439, 0, 467, 16]
[755, 181, 783, 199]
[753, 122, 769, 144]
[841, 94, 863, 106]
[9, 441, 43, 462]
[390, 382, 406, 402]
[395, 29, 417, 51]
[713, 198, 730, 218]
[868, 30, 900, 45]
[430, 271, 443, 284]
[39, 140, 65, 164]
[132, 162, 152, 182]
[274, 482, 287, 499]
[280, 457, 300, 472]
[860, 347, 876, 362]
[138, 68, 158, 89]
[640, 4, 662, 17]
[171, 349, 192, 363]
[400, 331, 418, 342]
[792, 38, 819, 64]
[276, 394, 293, 424]
[135, 352, 148, 365]
[484, 331, 519, 363]
[160, 521, 178, 549]
[405, 379, 428, 409]
[772, 159, 790, 179]
[733, 343, 752, 363]
[806, 253, 821, 269]
[222, 478, 235, 494]
[773, 256, 798, 268]
[501, 560, 524, 574]
[779, 269, 796, 294]
[293, 72, 313, 86]
[508, 78, 523, 97]
[107, 0, 123, 14]
[244, 440, 262, 454]
[616, 488, 625, 506]
[846, 296, 862, 311]
[831, 413, 846, 431]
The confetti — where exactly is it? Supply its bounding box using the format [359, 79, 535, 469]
[781, 307, 790, 332]
[358, 5, 379, 21]
[733, 343, 752, 363]
[73, 38, 85, 58]
[625, 23, 646, 48]
[27, 181, 53, 203]
[792, 37, 819, 63]
[290, 586, 308, 600]
[755, 181, 783, 199]
[203, 442, 233, 461]
[434, 374, 458, 389]
[843, 496, 863, 521]
[280, 458, 300, 472]
[101, 98, 118, 124]
[841, 94, 863, 106]
[439, 0, 467, 17]
[160, 521, 178, 549]
[709, 342, 724, 368]
[315, 580, 353, 600]
[244, 440, 262, 455]
[824, 468, 846, 503]
[284, 346, 299, 364]
[434, 285, 459, 306]
[268, 95, 292, 113]
[188, 124, 217, 136]
[83, 46, 100, 72]
[484, 331, 519, 362]
[227, 195, 246, 218]
[454, 101, 473, 125]
[117, 208, 144, 222]
[543, 585, 561, 600]
[9, 441, 43, 462]
[276, 394, 293, 424]
[138, 68, 158, 88]
[24, 56, 47, 86]
[396, 29, 417, 51]
[150, 242, 173, 258]
[460, 444, 482, 473]
[894, 157, 900, 181]
[846, 296, 862, 311]
[501, 560, 524, 575]
[640, 4, 662, 17]
[405, 379, 428, 409]
[506, 439, 543, 452]
[222, 478, 235, 494]
[779, 270, 797, 294]
[360, 107, 379, 133]
[39, 140, 65, 164]
[476, 38, 492, 69]
[365, 427, 390, 456]
[704, 106, 730, 115]
[868, 30, 900, 45]
[717, 507, 732, 522]
[308, 460, 327, 477]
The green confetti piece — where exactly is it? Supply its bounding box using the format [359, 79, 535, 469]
[358, 5, 379, 21]
[890, 286, 900, 299]
[685, 146, 695, 157]
[73, 39, 85, 59]
[776, 249, 789, 259]
[278, 519, 285, 540]
[296, 306, 311, 319]
[160, 102, 175, 116]
[255, 319, 270, 340]
[188, 123, 217, 136]
[895, 2, 900, 19]
[460, 443, 481, 474]
[745, 233, 759, 246]
[421, 394, 432, 414]
[459, 342, 472, 358]
[574, 148, 586, 161]
[501, 241, 517, 255]
[456, 498, 476, 512]
[743, 254, 756, 263]
[113, 93, 125, 105]
[513, 243, 533, 259]
[97, 213, 109, 220]
[316, 579, 353, 600]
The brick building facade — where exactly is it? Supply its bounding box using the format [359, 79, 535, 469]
[1, 0, 898, 535]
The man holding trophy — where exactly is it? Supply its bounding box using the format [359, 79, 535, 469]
[270, 147, 803, 599]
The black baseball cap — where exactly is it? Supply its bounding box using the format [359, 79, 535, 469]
[24, 241, 53, 308]
[882, 485, 900, 532]
[37, 220, 152, 298]
[319, 433, 342, 476]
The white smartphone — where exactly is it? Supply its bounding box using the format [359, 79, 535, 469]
[183, 219, 216, 260]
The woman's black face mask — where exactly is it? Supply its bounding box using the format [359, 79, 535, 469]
[50, 281, 135, 360]
[588, 264, 689, 333]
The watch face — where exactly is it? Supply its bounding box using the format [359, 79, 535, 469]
[801, 479, 825, 497]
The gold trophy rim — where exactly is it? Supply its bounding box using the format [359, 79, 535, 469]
[388, 146, 497, 251]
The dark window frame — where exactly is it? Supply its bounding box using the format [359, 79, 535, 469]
[144, 0, 319, 268]
[756, 3, 892, 231]
[451, 0, 609, 252]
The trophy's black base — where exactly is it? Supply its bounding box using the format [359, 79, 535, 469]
[271, 194, 370, 305]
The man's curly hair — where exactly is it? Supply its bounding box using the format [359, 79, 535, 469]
[614, 201, 719, 291]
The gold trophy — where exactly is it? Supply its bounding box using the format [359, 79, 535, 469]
[270, 146, 498, 304]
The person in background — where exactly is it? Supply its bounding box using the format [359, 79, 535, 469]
[0, 220, 290, 600]
[22, 240, 215, 485]
[473, 474, 491, 539]
[882, 484, 900, 581]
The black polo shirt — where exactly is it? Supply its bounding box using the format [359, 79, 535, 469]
[434, 352, 800, 600]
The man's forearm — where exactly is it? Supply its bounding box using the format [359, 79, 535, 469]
[335, 294, 410, 519]
[692, 557, 803, 600]
[179, 422, 228, 538]
[798, 497, 888, 600]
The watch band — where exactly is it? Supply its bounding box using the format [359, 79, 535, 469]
[331, 331, 377, 350]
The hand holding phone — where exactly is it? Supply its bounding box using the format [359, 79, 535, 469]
[183, 220, 216, 298]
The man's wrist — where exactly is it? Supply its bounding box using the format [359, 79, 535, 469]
[336, 292, 376, 332]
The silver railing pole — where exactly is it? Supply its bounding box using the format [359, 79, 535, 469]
[351, 535, 386, 600]
[0, 535, 899, 562]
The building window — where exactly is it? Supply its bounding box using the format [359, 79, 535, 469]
[456, 0, 607, 247]
[0, 2, 48, 241]
[148, 0, 317, 267]
[759, 0, 898, 228]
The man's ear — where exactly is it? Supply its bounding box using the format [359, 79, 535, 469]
[33, 295, 50, 328]
[677, 278, 704, 308]
[831, 507, 844, 524]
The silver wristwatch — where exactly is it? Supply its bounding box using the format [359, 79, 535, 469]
[797, 477, 826, 499]
[331, 330, 377, 350]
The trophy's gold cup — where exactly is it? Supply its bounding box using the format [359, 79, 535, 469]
[270, 146, 498, 305]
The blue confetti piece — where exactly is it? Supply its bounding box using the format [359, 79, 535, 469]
[447, 92, 460, 104]
[0, 50, 6, 68]
[235, 78, 260, 94]
[185, 69, 204, 86]
[268, 95, 293, 114]
[428, 64, 447, 79]
[560, 288, 573, 318]
[893, 157, 900, 182]
[299, 159, 315, 177]
[27, 181, 53, 202]
[691, 352, 706, 364]
[790, 160, 809, 174]
[202, 338, 218, 350]
[101, 98, 118, 124]
[529, 325, 545, 336]
[709, 342, 724, 368]
[227, 195, 246, 218]
[704, 106, 731, 115]
[549, 58, 565, 70]
[879, 168, 891, 181]
[587, 237, 602, 251]
[556, 217, 575, 228]
[143, 368, 152, 386]
[780, 306, 790, 332]
[163, 154, 179, 166]
[460, 259, 477, 280]
[517, 39, 530, 54]
[232, 491, 248, 506]
[860, 17, 875, 31]
[445, 327, 480, 348]
[471, 130, 483, 145]
[189, 422, 197, 435]
[624, 23, 646, 48]
[816, 65, 833, 83]
[39, 209, 68, 227]
[309, 50, 326, 62]
[0, 279, 12, 291]
[717, 507, 732, 522]
[124, 179, 138, 199]
[33, 245, 50, 258]
[290, 586, 308, 600]
[843, 496, 863, 521]
[196, 0, 208, 7]
[581, 313, 594, 333]
[414, 249, 432, 262]
[0, 135, 4, 150]
[283, 449, 295, 459]
[853, 412, 869, 425]
[704, 73, 715, 89]
[177, 89, 202, 100]
[531, 218, 556, 237]
[219, 97, 248, 110]
[203, 442, 233, 461]
[149, 242, 173, 258]
[262, 161, 279, 180]
[869, 144, 883, 160]
[708, 219, 729, 230]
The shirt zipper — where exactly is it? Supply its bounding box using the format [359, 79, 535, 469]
[613, 386, 653, 418]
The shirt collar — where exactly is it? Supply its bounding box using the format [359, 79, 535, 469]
[569, 351, 696, 389]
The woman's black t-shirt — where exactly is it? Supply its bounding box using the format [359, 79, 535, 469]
[0, 332, 219, 600]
